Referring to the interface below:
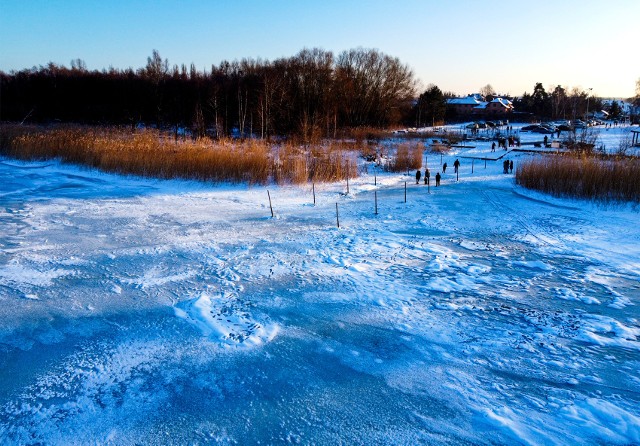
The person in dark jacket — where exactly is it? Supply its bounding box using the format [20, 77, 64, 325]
[453, 159, 460, 173]
[509, 160, 514, 173]
[435, 172, 441, 186]
[424, 168, 430, 185]
[415, 169, 421, 184]
[442, 162, 447, 173]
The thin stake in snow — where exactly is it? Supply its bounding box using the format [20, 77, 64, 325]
[375, 190, 378, 215]
[312, 182, 316, 205]
[346, 162, 350, 195]
[472, 159, 474, 174]
[404, 181, 407, 203]
[267, 190, 274, 218]
[335, 203, 340, 228]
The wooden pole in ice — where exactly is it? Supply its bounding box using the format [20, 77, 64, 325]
[375, 190, 378, 215]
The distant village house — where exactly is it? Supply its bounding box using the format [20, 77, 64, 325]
[446, 93, 514, 118]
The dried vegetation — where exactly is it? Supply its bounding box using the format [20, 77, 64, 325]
[516, 154, 640, 203]
[0, 125, 362, 185]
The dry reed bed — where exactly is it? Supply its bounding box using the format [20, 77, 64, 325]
[390, 142, 424, 172]
[516, 154, 640, 202]
[0, 125, 363, 185]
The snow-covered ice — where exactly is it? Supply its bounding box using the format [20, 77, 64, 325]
[0, 127, 639, 444]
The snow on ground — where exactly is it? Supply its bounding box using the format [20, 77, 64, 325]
[0, 127, 639, 444]
[417, 121, 640, 156]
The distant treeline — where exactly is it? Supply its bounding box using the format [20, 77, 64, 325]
[512, 83, 605, 122]
[0, 48, 422, 141]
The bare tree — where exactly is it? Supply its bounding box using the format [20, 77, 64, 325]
[70, 58, 86, 72]
[335, 48, 416, 127]
[567, 87, 588, 121]
[143, 50, 169, 84]
[141, 50, 169, 123]
[479, 84, 495, 99]
[550, 85, 567, 120]
[291, 48, 334, 142]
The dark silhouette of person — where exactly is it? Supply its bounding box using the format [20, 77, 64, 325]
[453, 159, 460, 173]
[424, 168, 430, 185]
[443, 162, 447, 173]
[416, 169, 421, 184]
[509, 160, 514, 173]
[435, 172, 441, 186]
[492, 142, 496, 152]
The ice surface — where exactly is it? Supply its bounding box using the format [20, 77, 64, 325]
[1, 126, 639, 444]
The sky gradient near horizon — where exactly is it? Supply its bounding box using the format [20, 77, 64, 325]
[1, 0, 638, 98]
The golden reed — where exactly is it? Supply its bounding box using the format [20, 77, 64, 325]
[0, 125, 363, 185]
[515, 154, 640, 202]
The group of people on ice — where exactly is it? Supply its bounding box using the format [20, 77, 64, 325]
[416, 157, 513, 187]
[492, 136, 520, 152]
[415, 158, 463, 187]
[416, 167, 440, 186]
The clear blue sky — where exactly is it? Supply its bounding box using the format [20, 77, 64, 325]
[1, 0, 638, 98]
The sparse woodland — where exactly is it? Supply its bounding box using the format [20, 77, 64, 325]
[0, 48, 417, 142]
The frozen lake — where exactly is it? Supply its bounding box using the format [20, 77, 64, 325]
[1, 141, 639, 444]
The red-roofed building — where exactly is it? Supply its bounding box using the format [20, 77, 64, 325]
[447, 94, 514, 117]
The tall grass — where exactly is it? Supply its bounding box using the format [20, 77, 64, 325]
[516, 154, 640, 202]
[0, 124, 357, 185]
[390, 142, 423, 172]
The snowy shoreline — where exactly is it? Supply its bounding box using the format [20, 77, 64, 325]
[0, 125, 639, 444]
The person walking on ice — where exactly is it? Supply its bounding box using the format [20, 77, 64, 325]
[453, 159, 460, 174]
[424, 167, 430, 185]
[442, 162, 447, 173]
[415, 169, 421, 184]
[435, 172, 441, 186]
